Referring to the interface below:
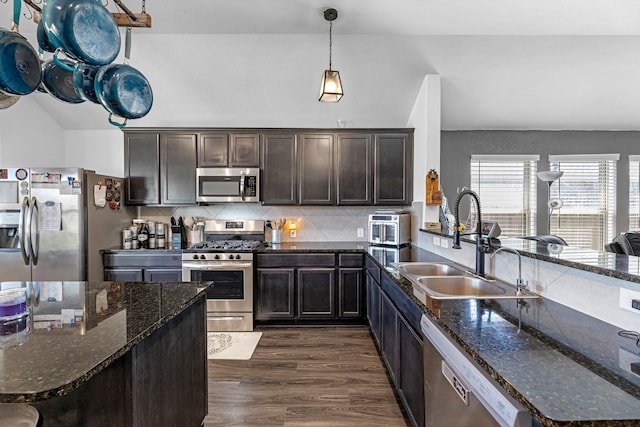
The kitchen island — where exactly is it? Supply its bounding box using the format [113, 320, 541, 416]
[0, 281, 208, 427]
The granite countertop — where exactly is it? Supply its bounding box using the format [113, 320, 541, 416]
[376, 245, 640, 426]
[420, 229, 640, 285]
[0, 281, 208, 403]
[99, 240, 640, 424]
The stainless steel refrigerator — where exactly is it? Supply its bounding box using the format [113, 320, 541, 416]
[0, 167, 135, 282]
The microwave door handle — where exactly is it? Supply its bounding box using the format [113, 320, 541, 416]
[19, 196, 30, 265]
[381, 225, 386, 243]
[239, 172, 246, 201]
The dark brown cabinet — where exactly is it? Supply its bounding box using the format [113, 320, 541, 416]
[399, 315, 425, 427]
[297, 268, 336, 318]
[374, 133, 413, 205]
[256, 253, 364, 323]
[381, 291, 399, 382]
[124, 132, 160, 205]
[365, 255, 424, 427]
[338, 253, 365, 318]
[198, 132, 260, 167]
[256, 268, 295, 319]
[260, 133, 298, 205]
[261, 130, 412, 206]
[124, 131, 197, 206]
[103, 252, 182, 282]
[161, 134, 198, 205]
[299, 133, 334, 205]
[336, 133, 372, 205]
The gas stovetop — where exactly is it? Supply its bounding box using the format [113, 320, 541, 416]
[187, 239, 265, 251]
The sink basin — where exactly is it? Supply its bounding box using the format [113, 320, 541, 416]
[395, 262, 466, 277]
[395, 262, 539, 301]
[417, 276, 506, 298]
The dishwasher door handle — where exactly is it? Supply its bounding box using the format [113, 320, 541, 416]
[441, 360, 470, 406]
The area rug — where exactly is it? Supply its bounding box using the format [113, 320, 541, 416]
[207, 332, 262, 360]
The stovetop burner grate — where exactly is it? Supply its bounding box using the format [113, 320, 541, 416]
[189, 240, 265, 251]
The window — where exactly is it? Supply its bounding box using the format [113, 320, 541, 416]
[470, 155, 538, 238]
[549, 154, 618, 251]
[630, 155, 640, 230]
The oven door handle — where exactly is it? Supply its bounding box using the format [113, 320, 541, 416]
[182, 262, 254, 270]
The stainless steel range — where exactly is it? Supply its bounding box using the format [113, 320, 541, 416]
[181, 219, 265, 332]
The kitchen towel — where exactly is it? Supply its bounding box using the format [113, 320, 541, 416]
[207, 332, 262, 360]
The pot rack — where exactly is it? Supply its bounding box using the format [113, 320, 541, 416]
[17, 0, 152, 28]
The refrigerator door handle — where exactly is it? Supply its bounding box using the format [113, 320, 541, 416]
[28, 197, 39, 266]
[19, 196, 30, 265]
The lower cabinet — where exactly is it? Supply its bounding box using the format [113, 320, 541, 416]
[381, 292, 399, 383]
[398, 315, 425, 427]
[366, 256, 425, 427]
[103, 252, 182, 282]
[256, 253, 364, 323]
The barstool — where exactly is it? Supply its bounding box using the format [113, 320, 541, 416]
[0, 403, 40, 427]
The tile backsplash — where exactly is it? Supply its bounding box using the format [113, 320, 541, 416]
[137, 204, 400, 243]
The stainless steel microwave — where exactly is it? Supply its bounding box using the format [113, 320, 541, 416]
[368, 213, 411, 246]
[196, 168, 260, 203]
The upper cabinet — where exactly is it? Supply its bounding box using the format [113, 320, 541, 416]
[123, 128, 412, 207]
[198, 132, 260, 167]
[262, 129, 412, 206]
[299, 133, 334, 205]
[374, 133, 413, 206]
[336, 133, 372, 205]
[124, 131, 197, 206]
[261, 133, 298, 205]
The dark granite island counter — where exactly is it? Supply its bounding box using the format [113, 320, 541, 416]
[0, 281, 208, 427]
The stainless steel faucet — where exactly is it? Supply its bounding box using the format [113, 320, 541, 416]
[490, 246, 527, 295]
[452, 189, 488, 277]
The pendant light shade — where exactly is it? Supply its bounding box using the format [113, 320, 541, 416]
[319, 70, 343, 102]
[319, 8, 343, 102]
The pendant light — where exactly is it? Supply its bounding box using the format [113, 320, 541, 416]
[319, 8, 343, 102]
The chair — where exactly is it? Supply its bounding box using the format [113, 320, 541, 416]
[608, 232, 640, 256]
[0, 404, 40, 427]
[522, 235, 568, 245]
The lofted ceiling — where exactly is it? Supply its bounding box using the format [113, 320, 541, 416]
[1, 0, 640, 131]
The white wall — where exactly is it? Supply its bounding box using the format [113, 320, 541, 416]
[0, 97, 65, 166]
[64, 130, 124, 177]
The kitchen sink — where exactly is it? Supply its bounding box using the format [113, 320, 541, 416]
[394, 262, 539, 301]
[394, 262, 466, 277]
[417, 276, 506, 298]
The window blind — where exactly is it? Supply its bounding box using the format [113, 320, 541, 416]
[470, 155, 538, 238]
[630, 156, 640, 231]
[548, 155, 617, 251]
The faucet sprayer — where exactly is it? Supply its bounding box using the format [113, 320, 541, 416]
[453, 189, 487, 277]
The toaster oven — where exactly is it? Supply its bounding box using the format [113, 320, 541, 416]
[368, 213, 411, 246]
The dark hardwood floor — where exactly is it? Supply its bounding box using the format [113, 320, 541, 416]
[204, 327, 409, 427]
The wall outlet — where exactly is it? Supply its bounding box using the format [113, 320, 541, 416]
[433, 236, 441, 246]
[290, 230, 296, 238]
[619, 288, 640, 314]
[441, 239, 450, 249]
[357, 227, 364, 238]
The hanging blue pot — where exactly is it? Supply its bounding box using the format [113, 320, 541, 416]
[42, 0, 120, 66]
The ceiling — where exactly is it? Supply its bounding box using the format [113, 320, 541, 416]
[2, 1, 640, 131]
[125, 0, 640, 36]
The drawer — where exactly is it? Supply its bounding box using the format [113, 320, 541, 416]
[338, 253, 364, 267]
[256, 253, 335, 268]
[103, 252, 182, 268]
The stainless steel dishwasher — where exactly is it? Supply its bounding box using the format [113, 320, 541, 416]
[420, 315, 532, 427]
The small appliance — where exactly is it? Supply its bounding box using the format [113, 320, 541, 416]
[368, 212, 411, 246]
[196, 167, 259, 203]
